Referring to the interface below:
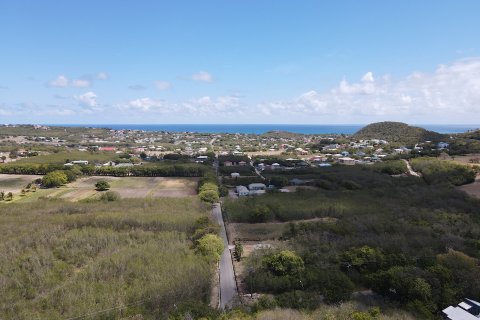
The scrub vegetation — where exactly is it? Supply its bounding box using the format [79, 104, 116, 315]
[0, 197, 216, 319]
[224, 164, 480, 318]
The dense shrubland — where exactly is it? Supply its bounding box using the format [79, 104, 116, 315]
[226, 165, 480, 318]
[410, 157, 476, 185]
[0, 198, 215, 319]
[0, 162, 210, 177]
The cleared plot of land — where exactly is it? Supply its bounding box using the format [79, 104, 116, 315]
[58, 176, 198, 201]
[458, 175, 480, 199]
[0, 174, 42, 193]
[439, 153, 480, 166]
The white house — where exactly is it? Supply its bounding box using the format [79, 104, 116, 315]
[443, 298, 480, 320]
[236, 185, 249, 196]
[438, 142, 450, 149]
[231, 172, 240, 178]
[71, 160, 89, 165]
[249, 183, 266, 191]
[249, 189, 266, 196]
[338, 157, 355, 165]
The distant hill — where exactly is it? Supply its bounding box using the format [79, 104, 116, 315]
[458, 128, 480, 140]
[354, 121, 445, 145]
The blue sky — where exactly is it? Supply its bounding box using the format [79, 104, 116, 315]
[1, 1, 480, 124]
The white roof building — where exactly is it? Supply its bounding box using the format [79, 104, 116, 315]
[443, 299, 480, 320]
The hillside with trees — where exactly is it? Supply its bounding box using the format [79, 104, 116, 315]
[354, 122, 445, 145]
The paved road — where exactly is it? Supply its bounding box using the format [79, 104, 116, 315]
[211, 203, 237, 309]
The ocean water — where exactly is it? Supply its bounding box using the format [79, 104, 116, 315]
[57, 124, 480, 135]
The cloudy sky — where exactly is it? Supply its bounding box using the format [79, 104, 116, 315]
[1, 1, 480, 124]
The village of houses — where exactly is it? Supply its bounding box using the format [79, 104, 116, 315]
[0, 125, 452, 197]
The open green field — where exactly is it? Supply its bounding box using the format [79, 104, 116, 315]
[0, 197, 213, 319]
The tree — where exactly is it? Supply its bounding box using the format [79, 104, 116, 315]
[95, 180, 111, 191]
[42, 171, 68, 188]
[199, 189, 219, 203]
[263, 250, 304, 276]
[0, 191, 4, 201]
[270, 176, 289, 188]
[234, 242, 243, 261]
[196, 234, 224, 261]
[1, 156, 6, 163]
[250, 205, 272, 222]
[6, 192, 13, 201]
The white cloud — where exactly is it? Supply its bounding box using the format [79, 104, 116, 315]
[154, 80, 171, 90]
[191, 71, 213, 82]
[97, 72, 108, 80]
[120, 95, 240, 115]
[128, 84, 146, 90]
[183, 95, 240, 114]
[258, 57, 480, 121]
[75, 92, 98, 108]
[71, 79, 91, 88]
[125, 98, 168, 112]
[49, 75, 69, 88]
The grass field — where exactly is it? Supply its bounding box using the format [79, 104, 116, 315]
[0, 197, 213, 319]
[0, 174, 41, 193]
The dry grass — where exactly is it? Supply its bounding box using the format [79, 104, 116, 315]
[4, 176, 199, 203]
[458, 174, 480, 198]
[0, 174, 42, 193]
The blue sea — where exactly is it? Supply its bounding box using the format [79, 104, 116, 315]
[56, 124, 480, 135]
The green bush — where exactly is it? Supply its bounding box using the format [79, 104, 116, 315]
[42, 170, 68, 188]
[199, 189, 219, 203]
[263, 250, 304, 276]
[99, 191, 120, 201]
[195, 234, 224, 261]
[95, 180, 110, 191]
[410, 158, 476, 186]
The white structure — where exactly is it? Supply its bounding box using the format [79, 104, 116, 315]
[249, 190, 266, 196]
[231, 172, 240, 178]
[438, 142, 450, 149]
[249, 183, 266, 191]
[72, 160, 89, 165]
[236, 185, 249, 196]
[338, 157, 355, 165]
[443, 299, 480, 320]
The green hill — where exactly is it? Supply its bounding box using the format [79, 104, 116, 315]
[354, 121, 445, 145]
